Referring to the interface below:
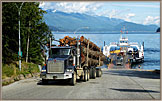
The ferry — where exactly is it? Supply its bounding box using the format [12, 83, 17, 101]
[103, 26, 144, 65]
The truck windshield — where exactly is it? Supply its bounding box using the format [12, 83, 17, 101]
[50, 48, 71, 58]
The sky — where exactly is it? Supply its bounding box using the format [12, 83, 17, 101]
[39, 1, 160, 26]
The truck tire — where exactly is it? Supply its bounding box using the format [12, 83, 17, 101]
[42, 79, 48, 84]
[90, 68, 93, 79]
[99, 69, 102, 77]
[96, 68, 102, 77]
[83, 69, 87, 82]
[96, 69, 99, 77]
[87, 69, 90, 81]
[70, 71, 77, 85]
[92, 67, 96, 79]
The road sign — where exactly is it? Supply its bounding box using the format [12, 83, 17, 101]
[18, 51, 22, 57]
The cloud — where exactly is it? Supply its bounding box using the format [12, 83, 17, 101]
[109, 9, 118, 18]
[127, 13, 135, 17]
[39, 2, 102, 14]
[97, 8, 131, 19]
[52, 10, 57, 13]
[123, 13, 136, 22]
[143, 16, 160, 25]
[39, 2, 45, 7]
[112, 4, 160, 8]
[39, 2, 57, 10]
[104, 12, 135, 22]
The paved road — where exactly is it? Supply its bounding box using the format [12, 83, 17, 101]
[2, 69, 160, 100]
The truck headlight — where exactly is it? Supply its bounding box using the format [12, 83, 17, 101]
[41, 69, 46, 73]
[66, 68, 73, 72]
[41, 66, 46, 73]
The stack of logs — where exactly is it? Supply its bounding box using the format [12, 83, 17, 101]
[59, 36, 106, 66]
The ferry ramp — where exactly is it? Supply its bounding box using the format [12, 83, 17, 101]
[108, 53, 132, 69]
[2, 69, 160, 100]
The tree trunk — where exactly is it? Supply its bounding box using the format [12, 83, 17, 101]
[26, 34, 29, 63]
[26, 21, 30, 63]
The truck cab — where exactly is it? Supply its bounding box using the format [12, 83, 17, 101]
[116, 56, 123, 65]
[40, 46, 77, 84]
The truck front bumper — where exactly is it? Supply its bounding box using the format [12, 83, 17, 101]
[40, 72, 72, 80]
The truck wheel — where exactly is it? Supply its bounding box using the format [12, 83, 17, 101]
[42, 79, 48, 84]
[83, 69, 87, 82]
[92, 67, 96, 79]
[99, 69, 102, 77]
[96, 68, 102, 77]
[90, 68, 93, 79]
[96, 69, 99, 77]
[87, 69, 90, 81]
[70, 71, 76, 85]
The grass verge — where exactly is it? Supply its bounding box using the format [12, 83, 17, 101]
[2, 61, 41, 86]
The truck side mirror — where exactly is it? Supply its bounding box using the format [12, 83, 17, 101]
[69, 57, 73, 61]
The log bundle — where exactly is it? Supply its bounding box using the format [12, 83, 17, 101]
[59, 36, 106, 66]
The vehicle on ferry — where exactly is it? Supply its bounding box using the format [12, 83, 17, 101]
[103, 26, 144, 63]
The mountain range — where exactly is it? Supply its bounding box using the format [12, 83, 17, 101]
[43, 9, 159, 32]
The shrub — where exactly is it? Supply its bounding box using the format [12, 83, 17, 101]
[2, 61, 40, 79]
[2, 64, 14, 77]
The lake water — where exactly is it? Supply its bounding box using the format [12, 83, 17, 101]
[52, 32, 160, 70]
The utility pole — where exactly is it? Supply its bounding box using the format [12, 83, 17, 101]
[15, 2, 24, 71]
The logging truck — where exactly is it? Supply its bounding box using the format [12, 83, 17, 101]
[40, 36, 104, 85]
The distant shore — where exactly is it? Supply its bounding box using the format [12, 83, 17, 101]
[52, 31, 158, 34]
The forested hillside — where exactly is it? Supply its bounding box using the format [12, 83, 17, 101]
[2, 2, 51, 64]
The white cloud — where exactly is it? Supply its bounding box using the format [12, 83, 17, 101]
[57, 2, 89, 13]
[52, 10, 57, 13]
[39, 2, 55, 10]
[97, 8, 131, 19]
[112, 4, 160, 8]
[123, 13, 136, 22]
[143, 16, 160, 25]
[39, 2, 102, 14]
[109, 9, 118, 18]
[127, 13, 135, 17]
[39, 2, 45, 7]
[112, 13, 135, 22]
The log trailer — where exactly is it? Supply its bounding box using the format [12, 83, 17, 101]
[40, 36, 104, 85]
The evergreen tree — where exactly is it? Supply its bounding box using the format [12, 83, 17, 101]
[2, 2, 51, 64]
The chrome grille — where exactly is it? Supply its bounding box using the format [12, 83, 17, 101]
[47, 60, 64, 73]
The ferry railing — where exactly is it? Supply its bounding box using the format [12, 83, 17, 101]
[110, 42, 117, 45]
[129, 42, 139, 45]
